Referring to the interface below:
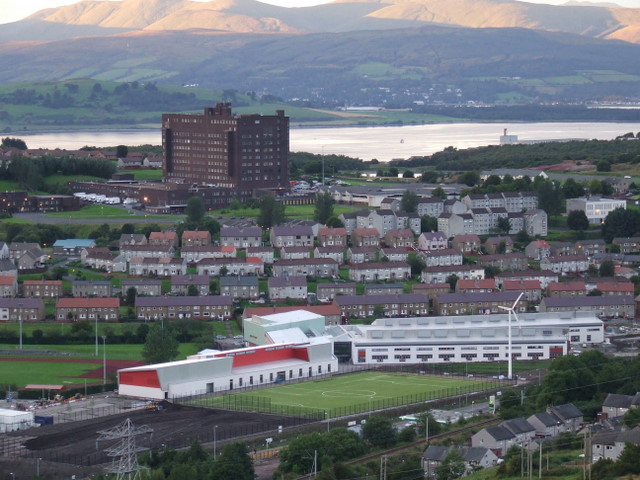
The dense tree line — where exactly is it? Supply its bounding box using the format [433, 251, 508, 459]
[499, 350, 640, 421]
[0, 154, 116, 191]
[109, 440, 256, 480]
[289, 152, 368, 176]
[391, 138, 640, 172]
[276, 416, 423, 479]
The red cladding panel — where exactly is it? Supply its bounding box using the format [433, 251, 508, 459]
[119, 370, 161, 388]
[229, 346, 309, 367]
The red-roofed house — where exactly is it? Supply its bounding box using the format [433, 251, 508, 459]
[56, 298, 120, 322]
[22, 280, 63, 298]
[525, 240, 552, 260]
[597, 282, 634, 297]
[148, 231, 179, 248]
[318, 228, 347, 248]
[351, 228, 380, 247]
[181, 230, 212, 247]
[384, 229, 414, 248]
[451, 234, 481, 254]
[455, 278, 497, 294]
[0, 276, 18, 297]
[547, 281, 586, 297]
[502, 279, 542, 302]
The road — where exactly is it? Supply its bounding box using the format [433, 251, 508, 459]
[12, 211, 181, 225]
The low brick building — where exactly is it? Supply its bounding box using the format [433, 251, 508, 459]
[56, 297, 120, 322]
[22, 280, 63, 298]
[348, 261, 411, 282]
[135, 296, 233, 321]
[72, 280, 113, 298]
[219, 276, 260, 300]
[335, 293, 429, 319]
[0, 298, 45, 322]
[316, 282, 357, 301]
[434, 291, 527, 316]
[170, 275, 210, 296]
[268, 276, 308, 301]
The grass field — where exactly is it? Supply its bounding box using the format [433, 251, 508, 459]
[198, 371, 492, 418]
[0, 358, 107, 387]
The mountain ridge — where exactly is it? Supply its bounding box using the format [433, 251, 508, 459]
[2, 0, 637, 44]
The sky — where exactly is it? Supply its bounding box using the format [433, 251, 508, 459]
[1, 0, 638, 25]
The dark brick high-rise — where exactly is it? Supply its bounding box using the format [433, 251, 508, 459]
[162, 103, 289, 198]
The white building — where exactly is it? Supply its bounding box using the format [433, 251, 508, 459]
[333, 311, 603, 366]
[118, 339, 337, 400]
[566, 196, 626, 224]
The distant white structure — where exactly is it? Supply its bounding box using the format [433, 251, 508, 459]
[566, 196, 627, 224]
[0, 408, 34, 433]
[500, 128, 519, 144]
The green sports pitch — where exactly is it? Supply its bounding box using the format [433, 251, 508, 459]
[192, 371, 495, 418]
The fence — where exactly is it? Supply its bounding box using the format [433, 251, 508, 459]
[1, 410, 316, 467]
[174, 371, 503, 419]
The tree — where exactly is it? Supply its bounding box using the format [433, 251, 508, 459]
[256, 195, 285, 228]
[562, 178, 585, 199]
[496, 216, 511, 235]
[407, 252, 426, 276]
[431, 186, 447, 199]
[597, 160, 612, 172]
[400, 190, 419, 213]
[446, 274, 458, 290]
[567, 209, 589, 232]
[388, 167, 399, 178]
[1, 137, 27, 149]
[314, 192, 335, 224]
[211, 442, 254, 480]
[599, 260, 615, 277]
[458, 171, 480, 187]
[435, 449, 466, 480]
[534, 178, 563, 216]
[421, 215, 438, 233]
[187, 284, 199, 296]
[421, 171, 439, 183]
[402, 169, 414, 178]
[185, 196, 205, 224]
[362, 415, 397, 448]
[116, 145, 128, 158]
[125, 286, 137, 305]
[325, 216, 344, 228]
[602, 208, 640, 243]
[142, 324, 179, 364]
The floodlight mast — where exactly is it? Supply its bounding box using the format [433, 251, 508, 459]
[497, 292, 524, 381]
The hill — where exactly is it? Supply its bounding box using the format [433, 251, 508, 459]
[0, 24, 638, 108]
[3, 0, 640, 44]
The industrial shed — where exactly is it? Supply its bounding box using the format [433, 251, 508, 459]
[0, 408, 34, 433]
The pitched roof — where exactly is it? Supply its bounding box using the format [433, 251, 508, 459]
[550, 403, 583, 421]
[602, 393, 634, 409]
[484, 425, 515, 441]
[268, 276, 307, 288]
[57, 298, 119, 308]
[135, 296, 233, 307]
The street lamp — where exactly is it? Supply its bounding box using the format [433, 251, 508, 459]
[95, 314, 99, 357]
[214, 425, 219, 457]
[102, 335, 107, 384]
[37, 457, 42, 477]
[18, 302, 23, 350]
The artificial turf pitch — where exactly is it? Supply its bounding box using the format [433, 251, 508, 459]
[198, 371, 490, 418]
